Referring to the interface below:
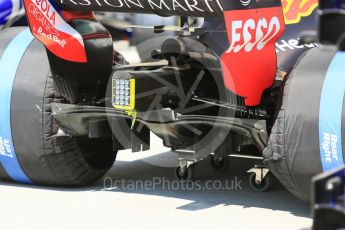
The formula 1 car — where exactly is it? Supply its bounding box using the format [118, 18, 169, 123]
[0, 0, 343, 202]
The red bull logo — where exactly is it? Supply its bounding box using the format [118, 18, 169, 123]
[282, 0, 319, 24]
[23, 0, 87, 62]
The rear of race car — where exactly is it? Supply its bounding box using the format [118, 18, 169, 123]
[103, 0, 286, 181]
[0, 0, 344, 204]
[0, 0, 285, 187]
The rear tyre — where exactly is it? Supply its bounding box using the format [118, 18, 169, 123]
[263, 47, 345, 202]
[0, 27, 116, 186]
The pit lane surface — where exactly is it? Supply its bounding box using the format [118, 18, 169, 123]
[0, 134, 311, 230]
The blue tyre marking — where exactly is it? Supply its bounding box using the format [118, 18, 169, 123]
[0, 28, 34, 183]
[319, 51, 345, 172]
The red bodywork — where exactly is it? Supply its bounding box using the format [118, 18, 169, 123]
[221, 4, 285, 106]
[23, 0, 87, 62]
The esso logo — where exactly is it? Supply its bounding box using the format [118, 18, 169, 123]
[227, 16, 281, 53]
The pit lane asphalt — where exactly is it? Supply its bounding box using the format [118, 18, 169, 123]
[0, 134, 311, 230]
